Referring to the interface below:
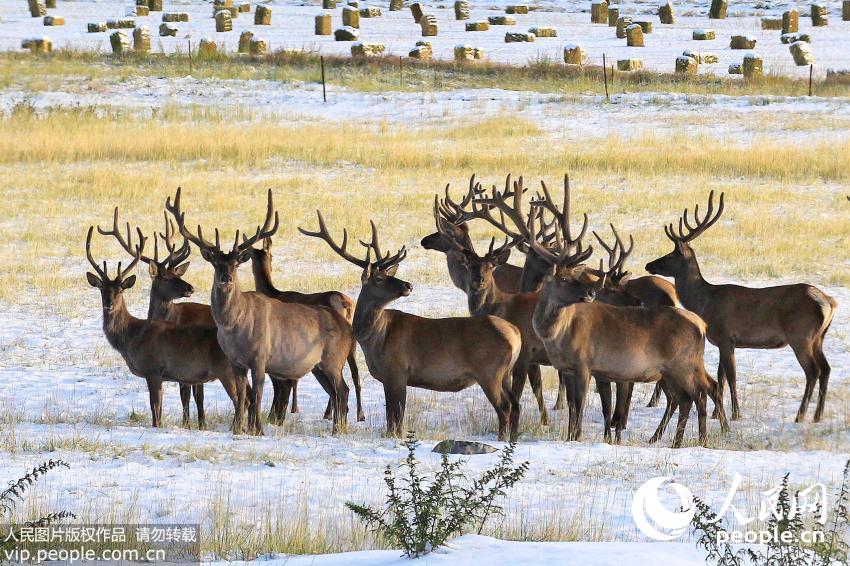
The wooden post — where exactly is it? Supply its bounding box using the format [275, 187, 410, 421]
[321, 55, 327, 102]
[808, 64, 813, 96]
[602, 53, 609, 100]
[399, 55, 403, 88]
[187, 39, 192, 75]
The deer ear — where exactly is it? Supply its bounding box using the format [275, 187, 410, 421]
[385, 264, 399, 277]
[121, 275, 136, 290]
[148, 262, 159, 279]
[360, 262, 372, 283]
[238, 249, 252, 264]
[200, 247, 215, 262]
[494, 248, 511, 265]
[172, 262, 190, 277]
[86, 272, 103, 288]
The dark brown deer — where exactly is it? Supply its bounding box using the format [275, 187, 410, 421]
[299, 213, 524, 441]
[246, 237, 364, 423]
[85, 227, 249, 433]
[99, 208, 214, 429]
[646, 191, 836, 423]
[166, 187, 355, 435]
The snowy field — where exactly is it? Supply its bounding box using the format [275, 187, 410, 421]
[3, 0, 850, 77]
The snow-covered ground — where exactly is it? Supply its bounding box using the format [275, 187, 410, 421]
[4, 0, 850, 77]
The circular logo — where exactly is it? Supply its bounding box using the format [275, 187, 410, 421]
[632, 476, 696, 541]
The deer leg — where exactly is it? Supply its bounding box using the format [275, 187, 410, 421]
[269, 378, 292, 425]
[596, 379, 613, 443]
[696, 390, 708, 447]
[719, 344, 741, 421]
[792, 342, 820, 424]
[146, 376, 163, 428]
[249, 362, 267, 436]
[509, 363, 529, 437]
[348, 349, 365, 422]
[382, 381, 406, 437]
[612, 382, 632, 444]
[193, 385, 206, 431]
[647, 383, 662, 408]
[314, 367, 347, 434]
[571, 367, 591, 442]
[268, 379, 283, 425]
[813, 338, 831, 423]
[220, 377, 241, 434]
[527, 364, 549, 426]
[482, 377, 513, 442]
[649, 385, 677, 444]
[290, 380, 300, 414]
[323, 395, 334, 420]
[672, 396, 694, 449]
[712, 359, 726, 419]
[553, 371, 568, 410]
[179, 384, 191, 428]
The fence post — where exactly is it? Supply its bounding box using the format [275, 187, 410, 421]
[399, 55, 403, 88]
[321, 55, 327, 102]
[602, 53, 609, 100]
[808, 64, 813, 96]
[188, 39, 192, 75]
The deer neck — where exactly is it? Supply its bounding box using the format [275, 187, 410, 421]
[445, 253, 469, 292]
[531, 286, 575, 344]
[147, 289, 175, 322]
[353, 292, 391, 346]
[466, 277, 508, 317]
[210, 273, 248, 329]
[103, 295, 141, 351]
[251, 255, 278, 296]
[672, 255, 711, 316]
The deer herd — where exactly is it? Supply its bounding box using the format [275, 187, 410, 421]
[84, 175, 837, 448]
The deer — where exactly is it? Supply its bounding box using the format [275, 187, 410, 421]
[299, 212, 524, 441]
[85, 226, 249, 433]
[646, 191, 836, 423]
[166, 187, 355, 436]
[98, 208, 214, 430]
[246, 237, 364, 423]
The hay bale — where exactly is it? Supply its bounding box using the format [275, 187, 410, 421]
[684, 49, 717, 63]
[324, 0, 338, 7]
[334, 26, 359, 40]
[635, 20, 653, 33]
[505, 31, 535, 42]
[21, 37, 52, 53]
[238, 30, 254, 52]
[742, 53, 763, 77]
[709, 0, 726, 19]
[28, 0, 46, 17]
[658, 1, 675, 23]
[466, 20, 489, 30]
[44, 0, 55, 7]
[702, 52, 718, 63]
[360, 6, 381, 17]
[420, 13, 438, 35]
[607, 6, 619, 25]
[215, 10, 233, 31]
[239, 3, 251, 12]
[148, 0, 163, 11]
[506, 4, 528, 13]
[159, 22, 177, 36]
[781, 32, 811, 43]
[761, 17, 782, 29]
[255, 5, 271, 24]
[389, 0, 403, 11]
[591, 0, 608, 23]
[616, 16, 632, 38]
[789, 40, 814, 65]
[682, 49, 701, 63]
[454, 0, 470, 20]
[109, 18, 136, 28]
[728, 63, 742, 74]
[617, 58, 642, 71]
[811, 3, 828, 26]
[88, 22, 107, 32]
[529, 26, 557, 37]
[110, 30, 130, 54]
[134, 5, 149, 16]
[488, 15, 516, 25]
[249, 37, 267, 55]
[163, 12, 190, 22]
[410, 2, 423, 22]
[692, 28, 715, 40]
[132, 27, 151, 52]
[409, 40, 432, 58]
[315, 12, 332, 34]
[351, 41, 386, 56]
[563, 43, 585, 64]
[342, 5, 360, 27]
[782, 9, 799, 33]
[43, 15, 64, 26]
[454, 43, 475, 61]
[675, 55, 698, 74]
[199, 38, 218, 55]
[625, 23, 644, 46]
[844, 0, 849, 20]
[730, 35, 756, 49]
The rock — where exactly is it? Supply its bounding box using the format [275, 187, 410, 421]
[692, 28, 715, 40]
[432, 440, 497, 455]
[789, 40, 814, 65]
[730, 35, 756, 49]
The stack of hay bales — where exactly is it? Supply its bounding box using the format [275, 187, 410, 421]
[163, 13, 190, 22]
[199, 38, 218, 55]
[324, 0, 337, 7]
[215, 10, 233, 31]
[409, 40, 432, 58]
[148, 0, 163, 11]
[389, 0, 403, 11]
[21, 37, 52, 53]
[529, 26, 557, 37]
[506, 4, 528, 13]
[591, 0, 608, 23]
[844, 0, 849, 20]
[635, 20, 653, 33]
[675, 54, 698, 74]
[250, 37, 267, 55]
[108, 18, 136, 28]
[43, 16, 64, 26]
[617, 58, 642, 70]
[466, 20, 489, 30]
[789, 40, 814, 64]
[110, 30, 130, 54]
[410, 2, 424, 22]
[730, 35, 756, 49]
[811, 3, 828, 25]
[342, 5, 360, 27]
[360, 6, 381, 17]
[134, 5, 149, 16]
[315, 12, 332, 34]
[255, 5, 271, 24]
[159, 23, 178, 36]
[351, 42, 386, 56]
[334, 26, 359, 40]
[420, 13, 438, 35]
[88, 22, 107, 32]
[692, 28, 715, 39]
[761, 17, 782, 29]
[239, 30, 254, 52]
[742, 53, 763, 77]
[212, 0, 235, 17]
[616, 16, 632, 38]
[488, 15, 515, 25]
[454, 43, 475, 60]
[607, 6, 619, 25]
[505, 31, 535, 42]
[133, 26, 151, 52]
[239, 3, 251, 13]
[563, 44, 585, 64]
[709, 0, 726, 18]
[658, 0, 674, 23]
[454, 0, 470, 20]
[781, 32, 810, 43]
[782, 9, 799, 33]
[728, 63, 742, 74]
[28, 0, 46, 17]
[683, 49, 717, 63]
[45, 0, 55, 7]
[625, 23, 644, 46]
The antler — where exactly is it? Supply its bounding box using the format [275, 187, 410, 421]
[664, 190, 726, 244]
[85, 226, 108, 279]
[298, 210, 370, 269]
[235, 189, 280, 253]
[532, 174, 589, 248]
[97, 207, 154, 265]
[593, 223, 634, 279]
[433, 196, 471, 254]
[165, 187, 218, 252]
[158, 211, 191, 267]
[86, 224, 146, 281]
[437, 174, 485, 226]
[359, 219, 407, 271]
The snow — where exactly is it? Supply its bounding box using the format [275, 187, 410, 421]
[2, 0, 850, 77]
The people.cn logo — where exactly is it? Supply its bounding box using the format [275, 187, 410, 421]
[632, 477, 696, 541]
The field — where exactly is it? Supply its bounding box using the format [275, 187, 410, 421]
[1, 0, 849, 564]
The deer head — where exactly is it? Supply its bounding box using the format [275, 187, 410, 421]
[645, 190, 725, 278]
[85, 225, 145, 315]
[420, 176, 481, 253]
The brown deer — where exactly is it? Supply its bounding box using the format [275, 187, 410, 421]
[646, 191, 836, 423]
[99, 208, 214, 429]
[299, 212, 524, 441]
[85, 227, 249, 433]
[166, 187, 354, 435]
[246, 237, 364, 423]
